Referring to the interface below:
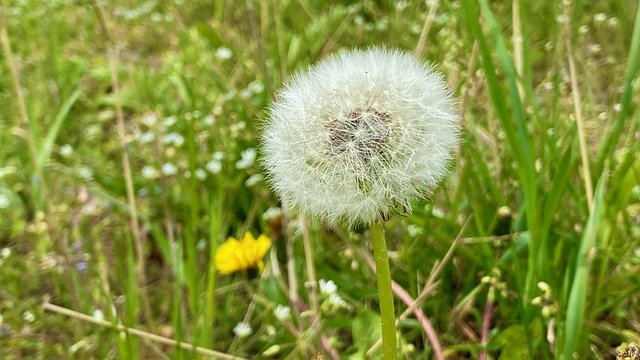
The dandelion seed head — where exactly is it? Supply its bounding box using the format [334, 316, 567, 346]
[262, 48, 460, 226]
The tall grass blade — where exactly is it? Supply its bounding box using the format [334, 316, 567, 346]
[562, 171, 608, 358]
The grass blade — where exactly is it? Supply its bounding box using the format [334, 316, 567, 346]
[562, 171, 608, 358]
[36, 88, 81, 169]
[596, 3, 640, 170]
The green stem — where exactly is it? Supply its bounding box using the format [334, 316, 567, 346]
[371, 220, 396, 359]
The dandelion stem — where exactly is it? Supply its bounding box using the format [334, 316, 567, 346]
[371, 220, 396, 359]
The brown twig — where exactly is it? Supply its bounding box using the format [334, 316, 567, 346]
[415, 0, 441, 57]
[43, 302, 246, 359]
[563, 5, 594, 212]
[478, 295, 495, 360]
[92, 2, 154, 328]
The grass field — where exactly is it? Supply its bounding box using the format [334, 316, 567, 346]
[1, 0, 639, 359]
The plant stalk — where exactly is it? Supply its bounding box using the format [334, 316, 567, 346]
[371, 220, 396, 359]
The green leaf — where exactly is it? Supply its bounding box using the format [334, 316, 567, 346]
[352, 310, 382, 357]
[495, 325, 529, 360]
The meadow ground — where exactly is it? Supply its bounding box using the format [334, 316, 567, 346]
[0, 0, 639, 359]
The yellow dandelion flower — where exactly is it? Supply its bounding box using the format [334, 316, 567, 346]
[215, 232, 271, 275]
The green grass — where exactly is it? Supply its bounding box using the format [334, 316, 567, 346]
[1, 0, 639, 359]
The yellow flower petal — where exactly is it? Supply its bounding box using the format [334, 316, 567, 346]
[215, 232, 272, 275]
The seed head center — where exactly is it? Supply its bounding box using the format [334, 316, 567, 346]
[327, 108, 391, 159]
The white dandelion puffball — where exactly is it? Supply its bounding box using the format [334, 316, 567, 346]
[262, 48, 460, 226]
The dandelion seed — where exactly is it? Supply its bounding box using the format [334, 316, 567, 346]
[161, 163, 178, 176]
[319, 279, 338, 295]
[262, 48, 460, 226]
[274, 305, 291, 321]
[215, 232, 271, 275]
[232, 322, 252, 337]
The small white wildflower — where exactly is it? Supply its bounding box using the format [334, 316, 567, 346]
[1, 248, 11, 258]
[229, 121, 246, 136]
[225, 89, 237, 101]
[244, 174, 262, 187]
[77, 166, 94, 181]
[263, 345, 282, 357]
[0, 194, 9, 209]
[162, 132, 184, 147]
[195, 168, 207, 180]
[60, 144, 73, 156]
[556, 14, 568, 24]
[92, 309, 104, 321]
[161, 163, 178, 176]
[262, 48, 460, 226]
[0, 166, 16, 179]
[163, 115, 177, 128]
[594, 13, 607, 23]
[248, 81, 264, 94]
[607, 17, 618, 26]
[141, 165, 159, 179]
[319, 279, 338, 295]
[407, 224, 422, 237]
[23, 311, 35, 323]
[213, 151, 225, 160]
[203, 114, 215, 125]
[432, 206, 445, 218]
[273, 305, 291, 321]
[588, 44, 602, 53]
[613, 103, 622, 112]
[232, 322, 252, 338]
[328, 293, 348, 307]
[216, 47, 233, 60]
[578, 25, 589, 34]
[85, 124, 101, 139]
[262, 207, 283, 221]
[138, 131, 155, 143]
[236, 148, 257, 169]
[141, 112, 158, 127]
[206, 160, 222, 174]
[240, 89, 252, 99]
